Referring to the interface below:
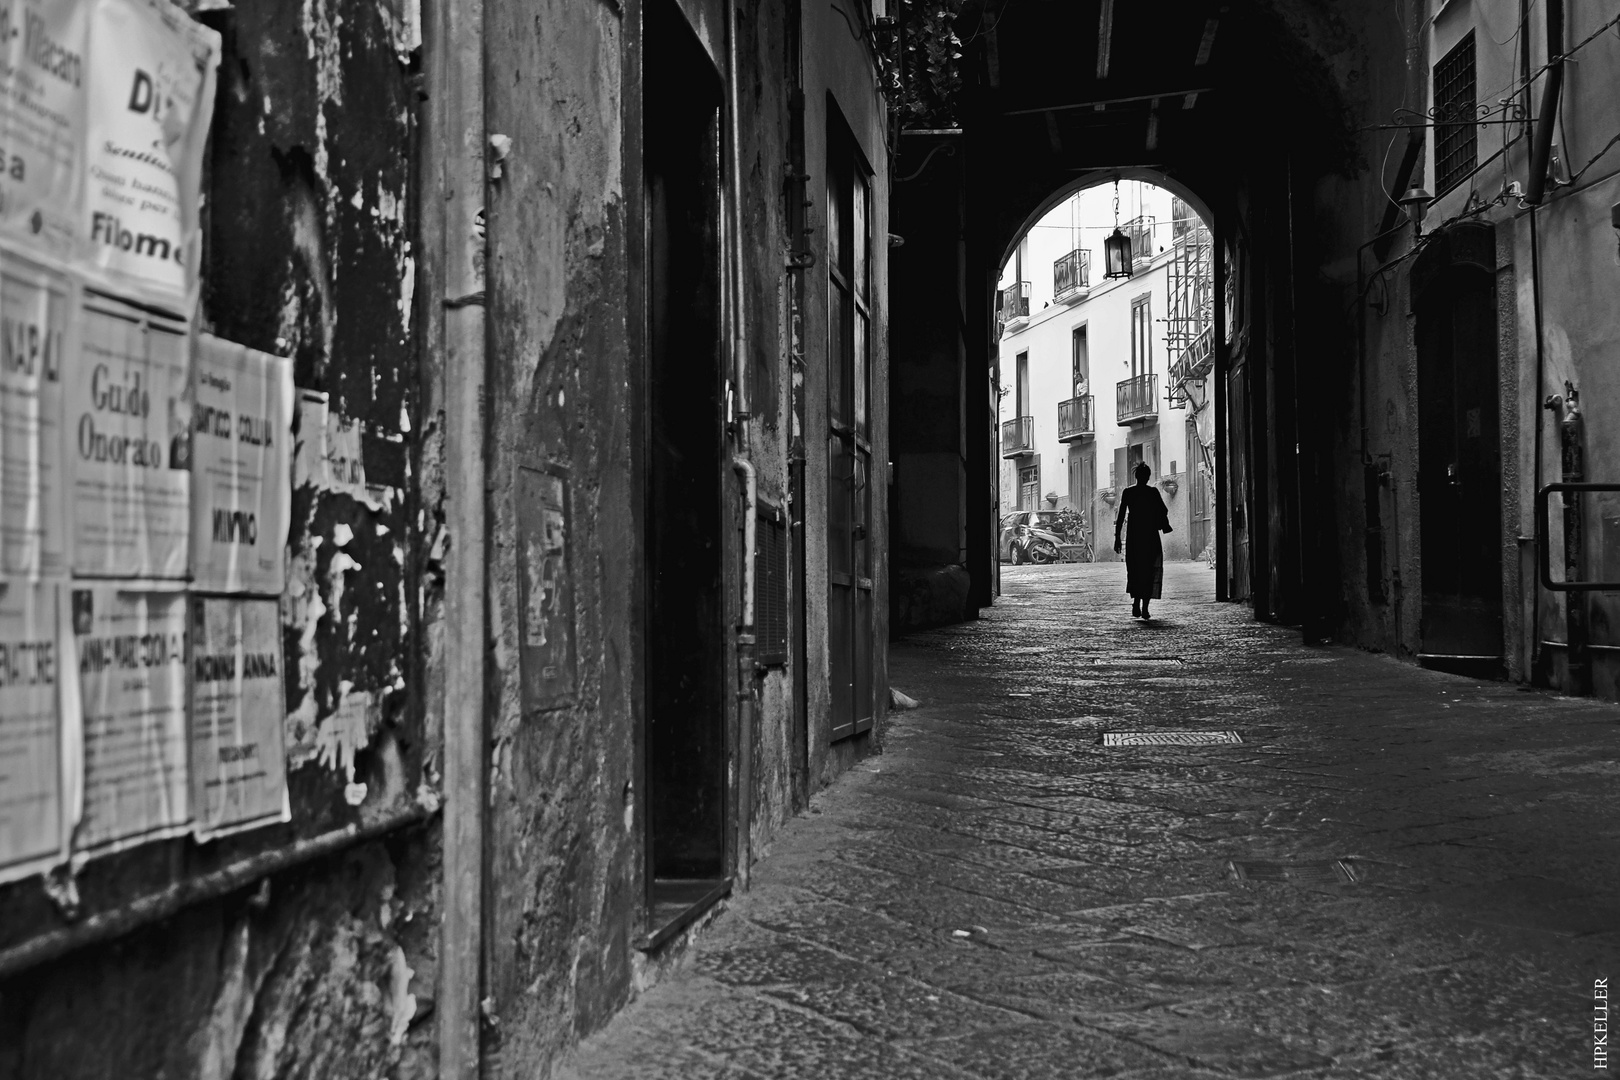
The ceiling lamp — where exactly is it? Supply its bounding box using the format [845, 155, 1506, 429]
[1104, 180, 1133, 279]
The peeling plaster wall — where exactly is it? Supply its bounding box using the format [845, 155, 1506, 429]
[0, 0, 439, 1075]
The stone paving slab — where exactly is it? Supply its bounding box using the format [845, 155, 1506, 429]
[559, 562, 1620, 1079]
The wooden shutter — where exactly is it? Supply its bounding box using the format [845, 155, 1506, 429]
[756, 505, 788, 665]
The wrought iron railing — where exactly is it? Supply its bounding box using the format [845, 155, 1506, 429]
[1116, 374, 1158, 424]
[1057, 395, 1093, 441]
[1001, 415, 1034, 457]
[1000, 282, 1030, 323]
[1124, 215, 1155, 265]
[1053, 250, 1091, 301]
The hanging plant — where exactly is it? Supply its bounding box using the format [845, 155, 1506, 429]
[898, 0, 968, 128]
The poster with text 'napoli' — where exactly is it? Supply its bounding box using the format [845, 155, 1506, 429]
[191, 336, 292, 594]
[0, 582, 62, 883]
[0, 0, 89, 264]
[0, 252, 72, 578]
[69, 586, 187, 854]
[79, 0, 219, 311]
[189, 596, 288, 840]
[66, 293, 189, 579]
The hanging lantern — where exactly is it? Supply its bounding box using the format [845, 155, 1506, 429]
[1104, 227, 1133, 279]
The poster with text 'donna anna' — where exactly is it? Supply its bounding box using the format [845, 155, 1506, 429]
[188, 596, 288, 840]
[0, 253, 72, 579]
[66, 293, 189, 579]
[69, 586, 188, 854]
[0, 582, 63, 883]
[190, 336, 292, 595]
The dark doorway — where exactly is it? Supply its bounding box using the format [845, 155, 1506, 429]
[1414, 223, 1502, 672]
[827, 108, 875, 741]
[644, 1, 727, 910]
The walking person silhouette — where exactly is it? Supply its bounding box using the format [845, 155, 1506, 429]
[1113, 462, 1172, 618]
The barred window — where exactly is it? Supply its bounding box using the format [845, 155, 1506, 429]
[755, 507, 789, 666]
[1434, 32, 1477, 196]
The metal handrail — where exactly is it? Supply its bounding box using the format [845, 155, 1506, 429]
[1536, 482, 1620, 590]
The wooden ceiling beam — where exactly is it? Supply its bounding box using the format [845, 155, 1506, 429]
[1004, 88, 1214, 117]
[1097, 0, 1115, 80]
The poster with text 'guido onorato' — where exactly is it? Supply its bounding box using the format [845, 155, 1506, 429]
[66, 293, 189, 579]
[69, 586, 187, 854]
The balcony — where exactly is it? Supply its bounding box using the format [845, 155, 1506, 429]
[1001, 415, 1034, 458]
[1057, 395, 1093, 442]
[1116, 373, 1158, 425]
[1053, 250, 1091, 304]
[1000, 281, 1031, 336]
[1124, 215, 1155, 268]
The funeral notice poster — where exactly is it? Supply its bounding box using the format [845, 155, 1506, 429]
[66, 294, 190, 579]
[0, 0, 89, 263]
[71, 586, 188, 853]
[191, 337, 292, 594]
[79, 0, 220, 309]
[189, 596, 288, 839]
[0, 582, 62, 883]
[0, 253, 71, 578]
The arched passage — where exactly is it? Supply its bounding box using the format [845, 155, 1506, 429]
[889, 0, 1382, 639]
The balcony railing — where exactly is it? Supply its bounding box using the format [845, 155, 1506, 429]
[1057, 395, 1093, 441]
[1000, 281, 1030, 325]
[1053, 250, 1091, 303]
[1116, 373, 1158, 425]
[1001, 415, 1034, 458]
[1124, 215, 1155, 266]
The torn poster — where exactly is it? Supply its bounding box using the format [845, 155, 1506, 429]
[188, 596, 288, 840]
[293, 389, 384, 510]
[65, 294, 190, 579]
[0, 581, 63, 883]
[0, 252, 72, 579]
[190, 337, 293, 594]
[70, 586, 188, 854]
[0, 0, 90, 263]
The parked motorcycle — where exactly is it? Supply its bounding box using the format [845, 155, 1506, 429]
[1010, 520, 1062, 564]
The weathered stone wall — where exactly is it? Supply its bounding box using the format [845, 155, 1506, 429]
[0, 0, 441, 1075]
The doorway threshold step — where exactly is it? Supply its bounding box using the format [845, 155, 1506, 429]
[637, 877, 732, 953]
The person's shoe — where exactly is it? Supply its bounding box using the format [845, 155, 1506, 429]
[1141, 606, 1151, 619]
[1131, 600, 1140, 617]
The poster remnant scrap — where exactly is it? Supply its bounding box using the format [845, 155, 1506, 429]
[188, 596, 288, 839]
[70, 586, 188, 854]
[517, 466, 575, 709]
[0, 0, 90, 262]
[66, 294, 190, 578]
[0, 582, 62, 883]
[294, 388, 384, 510]
[0, 253, 71, 578]
[190, 336, 293, 594]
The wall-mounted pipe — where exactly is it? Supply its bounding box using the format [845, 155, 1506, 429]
[724, 0, 757, 884]
[1524, 0, 1564, 206]
[426, 0, 487, 1061]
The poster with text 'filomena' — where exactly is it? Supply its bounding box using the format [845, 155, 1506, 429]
[0, 253, 72, 579]
[69, 586, 188, 854]
[66, 293, 190, 579]
[190, 336, 292, 595]
[0, 0, 219, 313]
[0, 582, 63, 883]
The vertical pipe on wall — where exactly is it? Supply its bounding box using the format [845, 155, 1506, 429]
[724, 0, 757, 881]
[427, 0, 486, 1063]
[1213, 219, 1229, 601]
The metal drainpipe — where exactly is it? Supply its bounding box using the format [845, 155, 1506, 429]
[1529, 207, 1548, 682]
[428, 0, 487, 1061]
[1525, 0, 1564, 207]
[725, 0, 757, 884]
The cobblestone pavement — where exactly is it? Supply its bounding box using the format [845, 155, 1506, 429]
[560, 562, 1620, 1079]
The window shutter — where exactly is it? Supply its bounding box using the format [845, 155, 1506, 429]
[756, 506, 789, 665]
[1113, 446, 1128, 491]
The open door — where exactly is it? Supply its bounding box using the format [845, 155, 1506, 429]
[643, 1, 728, 938]
[1413, 222, 1502, 675]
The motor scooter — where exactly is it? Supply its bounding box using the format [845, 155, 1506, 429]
[1010, 520, 1062, 564]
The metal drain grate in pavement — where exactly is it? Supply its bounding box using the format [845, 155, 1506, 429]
[1092, 656, 1185, 666]
[1100, 731, 1242, 746]
[1229, 859, 1358, 885]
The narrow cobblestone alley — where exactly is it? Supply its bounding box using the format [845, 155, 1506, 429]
[560, 563, 1620, 1079]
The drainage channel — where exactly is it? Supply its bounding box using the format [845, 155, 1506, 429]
[1230, 859, 1358, 886]
[1099, 731, 1243, 746]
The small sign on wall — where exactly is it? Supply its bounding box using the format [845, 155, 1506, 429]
[517, 465, 575, 710]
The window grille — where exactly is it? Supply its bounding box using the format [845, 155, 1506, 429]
[1434, 32, 1477, 196]
[756, 507, 789, 666]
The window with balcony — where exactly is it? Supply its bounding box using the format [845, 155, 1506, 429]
[1071, 325, 1089, 395]
[1053, 249, 1091, 302]
[1130, 295, 1153, 376]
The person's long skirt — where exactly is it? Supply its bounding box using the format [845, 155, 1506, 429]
[1125, 533, 1164, 600]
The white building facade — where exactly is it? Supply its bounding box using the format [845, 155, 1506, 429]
[996, 182, 1217, 563]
